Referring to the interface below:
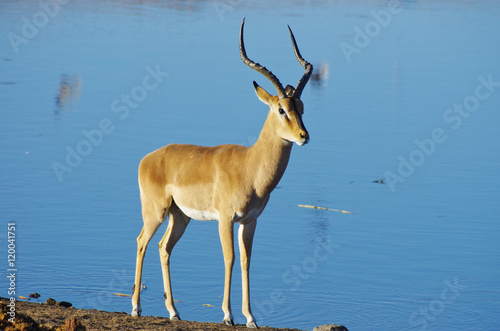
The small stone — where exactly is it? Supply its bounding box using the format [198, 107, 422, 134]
[59, 301, 73, 308]
[29, 292, 41, 299]
[57, 317, 86, 331]
[313, 324, 349, 331]
[46, 298, 57, 305]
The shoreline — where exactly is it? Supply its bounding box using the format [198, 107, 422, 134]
[0, 296, 346, 331]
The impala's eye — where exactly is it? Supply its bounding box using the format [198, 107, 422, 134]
[278, 108, 285, 115]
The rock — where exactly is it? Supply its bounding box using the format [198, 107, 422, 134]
[313, 324, 349, 331]
[46, 298, 57, 305]
[59, 301, 73, 308]
[29, 293, 41, 299]
[57, 317, 86, 331]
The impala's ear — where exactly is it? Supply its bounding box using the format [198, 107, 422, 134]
[253, 81, 277, 106]
[285, 85, 295, 97]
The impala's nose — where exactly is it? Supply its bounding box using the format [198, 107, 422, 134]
[298, 131, 309, 145]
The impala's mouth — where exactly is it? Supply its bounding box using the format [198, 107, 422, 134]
[296, 134, 309, 146]
[297, 140, 308, 146]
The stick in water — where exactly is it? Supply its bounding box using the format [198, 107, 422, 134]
[297, 204, 354, 214]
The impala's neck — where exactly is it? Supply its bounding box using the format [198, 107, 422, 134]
[249, 111, 293, 198]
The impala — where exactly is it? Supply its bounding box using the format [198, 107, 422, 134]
[131, 18, 313, 328]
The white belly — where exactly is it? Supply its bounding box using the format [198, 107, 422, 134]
[177, 205, 219, 221]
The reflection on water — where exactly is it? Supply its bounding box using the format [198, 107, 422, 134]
[1, 0, 499, 330]
[55, 74, 82, 113]
[310, 62, 329, 88]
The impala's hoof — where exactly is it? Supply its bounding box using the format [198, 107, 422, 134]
[131, 308, 141, 317]
[223, 318, 234, 326]
[246, 321, 258, 328]
[170, 315, 181, 321]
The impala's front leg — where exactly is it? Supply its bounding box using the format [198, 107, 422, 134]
[219, 218, 235, 325]
[239, 219, 258, 328]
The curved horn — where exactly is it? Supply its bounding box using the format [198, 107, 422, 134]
[240, 18, 286, 100]
[287, 25, 313, 99]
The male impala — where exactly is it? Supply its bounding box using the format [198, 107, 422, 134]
[131, 18, 313, 328]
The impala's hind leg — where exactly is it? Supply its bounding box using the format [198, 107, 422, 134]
[159, 203, 190, 321]
[131, 199, 166, 317]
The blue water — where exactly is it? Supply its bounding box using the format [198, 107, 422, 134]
[1, 1, 499, 330]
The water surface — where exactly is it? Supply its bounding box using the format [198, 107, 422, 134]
[1, 1, 499, 330]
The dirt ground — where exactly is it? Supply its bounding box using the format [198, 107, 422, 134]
[0, 296, 315, 331]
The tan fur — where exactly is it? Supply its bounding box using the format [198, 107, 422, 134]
[131, 24, 311, 329]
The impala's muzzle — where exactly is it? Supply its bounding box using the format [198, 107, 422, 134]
[297, 130, 309, 146]
[295, 115, 309, 146]
[302, 131, 310, 144]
